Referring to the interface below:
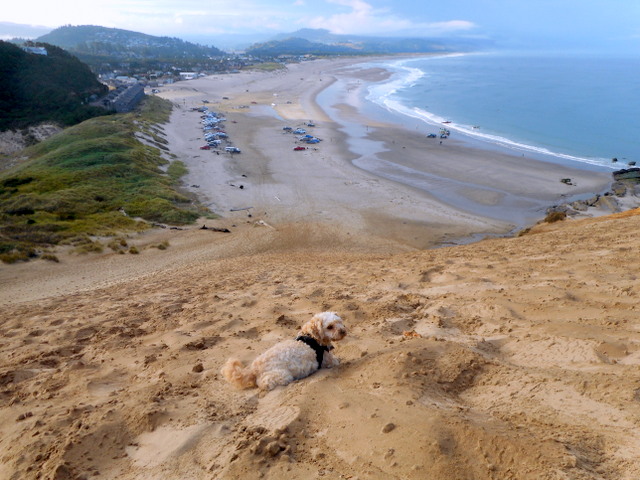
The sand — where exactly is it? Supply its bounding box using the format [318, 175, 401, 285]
[1, 57, 639, 480]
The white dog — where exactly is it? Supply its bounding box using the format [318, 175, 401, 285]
[221, 312, 347, 391]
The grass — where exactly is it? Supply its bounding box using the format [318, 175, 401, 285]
[167, 161, 188, 183]
[0, 96, 203, 263]
[242, 62, 287, 72]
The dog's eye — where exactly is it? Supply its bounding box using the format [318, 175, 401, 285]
[327, 325, 334, 330]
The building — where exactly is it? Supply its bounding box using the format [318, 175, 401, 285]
[22, 46, 48, 56]
[102, 84, 146, 113]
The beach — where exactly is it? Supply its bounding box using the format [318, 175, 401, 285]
[2, 57, 640, 480]
[157, 56, 612, 250]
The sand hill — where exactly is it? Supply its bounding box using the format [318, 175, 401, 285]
[1, 210, 639, 479]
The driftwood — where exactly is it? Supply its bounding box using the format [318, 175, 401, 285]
[200, 225, 231, 233]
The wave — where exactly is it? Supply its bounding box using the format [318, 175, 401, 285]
[365, 57, 617, 170]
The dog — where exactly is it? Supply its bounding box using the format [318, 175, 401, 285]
[221, 312, 347, 391]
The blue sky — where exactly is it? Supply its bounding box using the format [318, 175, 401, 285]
[3, 0, 640, 52]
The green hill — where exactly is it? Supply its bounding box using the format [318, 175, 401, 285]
[247, 28, 488, 56]
[37, 25, 225, 61]
[0, 96, 204, 263]
[0, 40, 108, 131]
[247, 37, 360, 56]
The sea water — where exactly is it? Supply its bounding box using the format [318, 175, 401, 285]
[366, 52, 640, 171]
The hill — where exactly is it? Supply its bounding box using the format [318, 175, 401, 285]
[36, 25, 225, 61]
[1, 205, 639, 479]
[247, 28, 488, 56]
[0, 96, 204, 263]
[247, 37, 365, 56]
[0, 41, 108, 131]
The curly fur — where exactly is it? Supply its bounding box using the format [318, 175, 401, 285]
[221, 312, 347, 391]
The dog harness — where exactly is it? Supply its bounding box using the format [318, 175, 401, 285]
[296, 335, 330, 368]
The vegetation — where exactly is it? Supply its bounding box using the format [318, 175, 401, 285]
[544, 211, 567, 223]
[246, 28, 484, 57]
[242, 62, 287, 72]
[36, 25, 225, 64]
[0, 96, 205, 263]
[247, 37, 361, 57]
[0, 41, 109, 131]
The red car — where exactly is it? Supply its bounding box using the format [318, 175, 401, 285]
[199, 145, 211, 150]
[293, 146, 306, 151]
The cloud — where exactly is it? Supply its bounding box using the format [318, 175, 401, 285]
[424, 20, 476, 35]
[4, 0, 477, 39]
[306, 0, 475, 36]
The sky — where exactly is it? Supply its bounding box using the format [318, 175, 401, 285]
[3, 0, 640, 53]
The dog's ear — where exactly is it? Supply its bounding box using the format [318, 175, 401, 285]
[300, 315, 325, 342]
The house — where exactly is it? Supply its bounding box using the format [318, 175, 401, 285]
[101, 84, 146, 113]
[22, 46, 47, 56]
[114, 76, 137, 85]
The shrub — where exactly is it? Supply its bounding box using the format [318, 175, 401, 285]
[41, 253, 59, 262]
[153, 240, 169, 250]
[544, 211, 567, 223]
[107, 237, 128, 252]
[75, 242, 103, 254]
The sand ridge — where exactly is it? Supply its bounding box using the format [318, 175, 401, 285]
[1, 211, 640, 479]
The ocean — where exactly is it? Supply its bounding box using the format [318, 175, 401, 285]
[365, 52, 640, 171]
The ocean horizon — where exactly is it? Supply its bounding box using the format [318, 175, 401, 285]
[364, 52, 639, 172]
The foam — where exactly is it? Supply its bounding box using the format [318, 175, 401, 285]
[364, 57, 618, 170]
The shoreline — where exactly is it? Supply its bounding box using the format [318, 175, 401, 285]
[367, 54, 635, 170]
[305, 58, 613, 227]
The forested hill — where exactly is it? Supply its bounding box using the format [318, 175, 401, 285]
[246, 28, 487, 56]
[37, 25, 225, 60]
[0, 41, 108, 131]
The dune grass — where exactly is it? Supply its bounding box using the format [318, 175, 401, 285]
[242, 62, 287, 72]
[0, 96, 206, 263]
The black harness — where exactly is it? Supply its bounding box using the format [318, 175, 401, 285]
[296, 335, 331, 368]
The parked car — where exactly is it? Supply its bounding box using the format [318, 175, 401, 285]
[293, 146, 306, 151]
[199, 145, 211, 150]
[225, 146, 241, 153]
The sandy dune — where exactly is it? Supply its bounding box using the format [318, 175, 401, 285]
[2, 211, 640, 479]
[1, 58, 639, 480]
